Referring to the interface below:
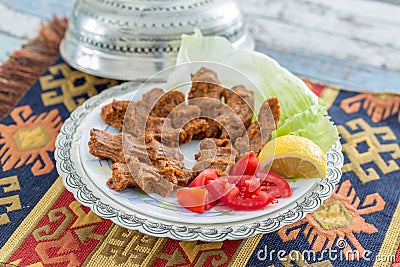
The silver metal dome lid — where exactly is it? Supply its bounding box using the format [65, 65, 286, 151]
[60, 0, 254, 81]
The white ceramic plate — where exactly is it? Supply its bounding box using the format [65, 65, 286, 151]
[55, 82, 344, 241]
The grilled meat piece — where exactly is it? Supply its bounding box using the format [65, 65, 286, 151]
[88, 129, 124, 163]
[126, 156, 175, 197]
[234, 121, 259, 156]
[189, 67, 225, 100]
[216, 85, 254, 140]
[188, 79, 256, 141]
[88, 129, 184, 163]
[106, 162, 139, 191]
[224, 85, 254, 110]
[142, 88, 164, 106]
[92, 130, 194, 197]
[188, 68, 226, 139]
[170, 104, 201, 128]
[144, 135, 184, 162]
[223, 85, 254, 128]
[101, 100, 130, 131]
[101, 100, 186, 146]
[101, 89, 184, 133]
[188, 98, 223, 139]
[106, 156, 194, 195]
[151, 159, 195, 186]
[145, 117, 186, 147]
[150, 159, 183, 185]
[145, 116, 171, 136]
[195, 138, 238, 162]
[150, 90, 185, 118]
[215, 110, 246, 141]
[193, 138, 238, 175]
[176, 171, 196, 187]
[192, 159, 234, 175]
[188, 97, 222, 120]
[199, 138, 231, 150]
[168, 103, 217, 143]
[100, 100, 148, 134]
[199, 118, 222, 139]
[195, 147, 237, 162]
[234, 97, 280, 156]
[258, 97, 280, 138]
[123, 100, 151, 136]
[259, 97, 280, 128]
[181, 119, 210, 143]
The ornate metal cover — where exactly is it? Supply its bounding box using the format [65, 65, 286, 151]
[60, 0, 254, 80]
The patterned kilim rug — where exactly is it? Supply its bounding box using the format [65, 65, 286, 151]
[0, 18, 399, 267]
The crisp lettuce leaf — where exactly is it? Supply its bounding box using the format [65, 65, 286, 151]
[172, 29, 339, 152]
[272, 105, 339, 152]
[265, 73, 317, 124]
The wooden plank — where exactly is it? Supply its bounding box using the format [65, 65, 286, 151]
[0, 33, 26, 63]
[0, 3, 41, 39]
[0, 0, 74, 19]
[240, 0, 400, 72]
[372, 0, 400, 4]
[256, 43, 400, 93]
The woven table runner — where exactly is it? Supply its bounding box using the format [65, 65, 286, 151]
[0, 19, 399, 267]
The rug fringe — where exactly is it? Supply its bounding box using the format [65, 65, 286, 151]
[0, 15, 67, 119]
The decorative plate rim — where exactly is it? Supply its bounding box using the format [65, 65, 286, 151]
[55, 82, 344, 242]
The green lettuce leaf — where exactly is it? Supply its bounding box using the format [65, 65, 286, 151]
[272, 105, 339, 152]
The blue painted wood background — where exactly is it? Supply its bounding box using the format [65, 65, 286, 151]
[0, 0, 399, 93]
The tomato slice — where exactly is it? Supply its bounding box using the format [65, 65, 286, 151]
[189, 169, 219, 187]
[208, 176, 275, 211]
[189, 169, 220, 210]
[227, 175, 261, 193]
[206, 177, 235, 200]
[176, 187, 207, 214]
[256, 170, 292, 198]
[221, 187, 274, 210]
[230, 152, 259, 176]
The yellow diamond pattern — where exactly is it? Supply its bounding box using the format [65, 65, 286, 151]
[338, 118, 399, 183]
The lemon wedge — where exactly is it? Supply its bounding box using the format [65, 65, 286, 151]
[258, 135, 327, 179]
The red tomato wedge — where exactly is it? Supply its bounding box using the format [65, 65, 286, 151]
[208, 176, 275, 211]
[204, 177, 235, 200]
[189, 169, 219, 187]
[226, 175, 261, 193]
[230, 152, 259, 176]
[189, 169, 220, 210]
[220, 187, 274, 210]
[176, 187, 207, 214]
[256, 170, 292, 198]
